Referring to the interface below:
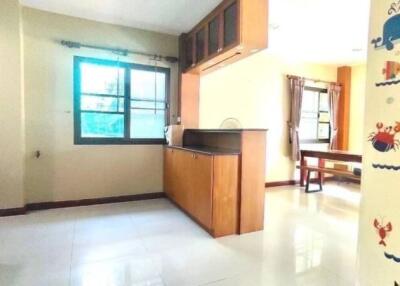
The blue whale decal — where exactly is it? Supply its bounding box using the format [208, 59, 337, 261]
[372, 14, 400, 50]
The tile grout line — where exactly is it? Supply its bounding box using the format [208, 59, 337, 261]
[127, 211, 149, 251]
[197, 277, 230, 286]
[68, 217, 77, 286]
[126, 207, 167, 286]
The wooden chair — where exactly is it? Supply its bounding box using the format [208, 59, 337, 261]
[305, 167, 323, 193]
[299, 166, 361, 193]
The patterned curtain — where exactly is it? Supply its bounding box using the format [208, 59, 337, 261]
[328, 83, 341, 150]
[288, 77, 305, 161]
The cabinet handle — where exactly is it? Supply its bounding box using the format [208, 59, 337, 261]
[192, 154, 197, 159]
[218, 48, 222, 52]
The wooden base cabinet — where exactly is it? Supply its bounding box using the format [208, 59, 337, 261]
[164, 147, 239, 237]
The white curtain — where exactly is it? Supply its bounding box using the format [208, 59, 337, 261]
[328, 83, 341, 150]
[288, 77, 305, 161]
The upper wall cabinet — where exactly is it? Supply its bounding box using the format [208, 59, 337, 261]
[208, 16, 220, 56]
[196, 28, 206, 63]
[223, 2, 238, 48]
[180, 0, 268, 74]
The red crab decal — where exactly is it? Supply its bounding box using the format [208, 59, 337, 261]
[374, 219, 393, 247]
[369, 122, 400, 152]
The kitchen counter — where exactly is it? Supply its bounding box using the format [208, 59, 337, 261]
[164, 128, 267, 237]
[166, 145, 241, 156]
[184, 128, 268, 133]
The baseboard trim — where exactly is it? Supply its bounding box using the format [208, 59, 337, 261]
[27, 192, 166, 211]
[0, 207, 27, 217]
[265, 177, 339, 188]
[265, 180, 297, 188]
[332, 177, 361, 184]
[0, 192, 166, 217]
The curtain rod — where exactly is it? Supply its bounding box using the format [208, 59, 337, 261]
[287, 75, 341, 86]
[60, 40, 179, 63]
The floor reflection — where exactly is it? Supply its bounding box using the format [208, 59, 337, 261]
[294, 226, 324, 274]
[0, 182, 360, 286]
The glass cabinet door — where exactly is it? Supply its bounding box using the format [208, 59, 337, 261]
[185, 35, 194, 69]
[196, 28, 206, 63]
[223, 1, 238, 48]
[208, 16, 220, 55]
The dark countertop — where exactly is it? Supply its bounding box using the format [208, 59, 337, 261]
[184, 128, 268, 134]
[166, 145, 241, 156]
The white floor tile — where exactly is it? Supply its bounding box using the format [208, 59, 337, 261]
[70, 255, 164, 286]
[0, 182, 360, 286]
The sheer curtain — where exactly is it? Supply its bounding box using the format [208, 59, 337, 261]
[328, 83, 341, 150]
[288, 77, 305, 161]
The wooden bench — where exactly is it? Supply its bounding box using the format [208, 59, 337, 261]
[298, 166, 361, 193]
[300, 150, 362, 193]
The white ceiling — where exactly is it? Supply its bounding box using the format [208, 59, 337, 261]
[20, 0, 371, 65]
[268, 0, 371, 65]
[19, 0, 223, 35]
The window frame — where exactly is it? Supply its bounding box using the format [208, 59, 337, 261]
[73, 56, 170, 145]
[300, 86, 331, 144]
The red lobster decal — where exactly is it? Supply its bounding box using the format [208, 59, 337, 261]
[374, 219, 393, 247]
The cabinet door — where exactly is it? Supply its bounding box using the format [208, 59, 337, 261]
[164, 148, 175, 199]
[185, 35, 194, 70]
[223, 1, 239, 48]
[212, 156, 239, 237]
[208, 16, 220, 56]
[187, 153, 213, 229]
[174, 150, 191, 210]
[195, 28, 206, 63]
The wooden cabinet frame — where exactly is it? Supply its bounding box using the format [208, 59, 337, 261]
[180, 0, 268, 74]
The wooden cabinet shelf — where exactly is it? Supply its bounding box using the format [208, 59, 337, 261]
[180, 0, 268, 74]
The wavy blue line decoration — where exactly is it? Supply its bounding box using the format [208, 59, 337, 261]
[372, 164, 400, 170]
[376, 80, 400, 86]
[385, 252, 400, 263]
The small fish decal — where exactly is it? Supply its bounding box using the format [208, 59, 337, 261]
[374, 219, 393, 247]
[376, 61, 400, 86]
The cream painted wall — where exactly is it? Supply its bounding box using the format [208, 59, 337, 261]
[0, 0, 25, 209]
[199, 51, 338, 183]
[349, 64, 367, 153]
[358, 1, 400, 284]
[22, 8, 179, 203]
